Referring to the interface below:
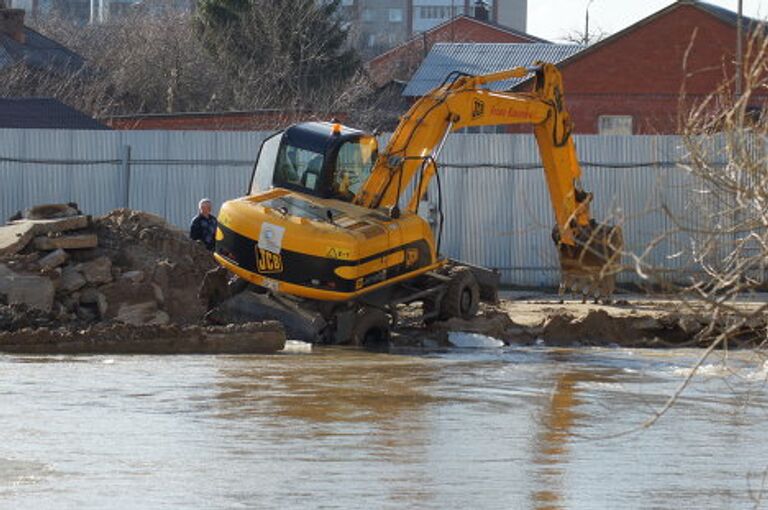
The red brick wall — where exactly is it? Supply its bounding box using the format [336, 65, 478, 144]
[557, 4, 762, 133]
[367, 17, 537, 87]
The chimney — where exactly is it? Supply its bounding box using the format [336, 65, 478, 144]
[473, 0, 489, 22]
[0, 1, 26, 44]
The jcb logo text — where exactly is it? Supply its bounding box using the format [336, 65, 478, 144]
[257, 248, 283, 274]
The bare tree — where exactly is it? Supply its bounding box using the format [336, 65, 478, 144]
[560, 26, 609, 46]
[8, 7, 367, 118]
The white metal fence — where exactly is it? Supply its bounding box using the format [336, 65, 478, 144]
[0, 128, 748, 287]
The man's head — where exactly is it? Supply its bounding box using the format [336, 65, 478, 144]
[199, 198, 213, 217]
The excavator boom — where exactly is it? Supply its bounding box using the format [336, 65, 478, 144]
[355, 63, 621, 294]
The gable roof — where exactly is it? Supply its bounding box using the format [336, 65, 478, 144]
[539, 1, 759, 76]
[403, 42, 583, 97]
[368, 14, 548, 67]
[0, 98, 108, 129]
[0, 27, 85, 74]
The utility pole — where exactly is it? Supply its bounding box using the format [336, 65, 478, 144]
[585, 0, 595, 46]
[735, 0, 743, 97]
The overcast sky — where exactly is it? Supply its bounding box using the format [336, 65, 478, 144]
[527, 0, 767, 43]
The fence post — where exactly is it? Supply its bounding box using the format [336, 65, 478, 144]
[120, 145, 131, 208]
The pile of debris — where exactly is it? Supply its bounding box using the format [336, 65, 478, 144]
[0, 203, 217, 332]
[0, 203, 286, 354]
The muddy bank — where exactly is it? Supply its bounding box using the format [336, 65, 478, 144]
[401, 296, 766, 349]
[0, 321, 285, 355]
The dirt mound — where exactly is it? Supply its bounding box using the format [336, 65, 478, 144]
[95, 209, 214, 276]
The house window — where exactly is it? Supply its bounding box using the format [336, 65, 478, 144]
[598, 115, 633, 135]
[362, 9, 374, 22]
[389, 8, 403, 22]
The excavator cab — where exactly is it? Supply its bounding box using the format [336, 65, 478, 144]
[249, 122, 378, 202]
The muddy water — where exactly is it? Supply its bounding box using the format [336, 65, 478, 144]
[1, 346, 767, 509]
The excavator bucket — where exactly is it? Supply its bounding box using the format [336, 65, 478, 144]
[556, 223, 623, 301]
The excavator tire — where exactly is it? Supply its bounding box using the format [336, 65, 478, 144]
[351, 307, 391, 348]
[440, 267, 480, 320]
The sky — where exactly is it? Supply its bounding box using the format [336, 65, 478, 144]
[527, 0, 768, 43]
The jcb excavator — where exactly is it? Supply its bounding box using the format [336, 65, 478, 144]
[213, 63, 622, 345]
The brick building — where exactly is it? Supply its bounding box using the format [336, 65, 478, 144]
[367, 13, 544, 87]
[511, 0, 766, 134]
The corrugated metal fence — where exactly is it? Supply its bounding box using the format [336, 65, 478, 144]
[0, 128, 749, 287]
[0, 129, 270, 227]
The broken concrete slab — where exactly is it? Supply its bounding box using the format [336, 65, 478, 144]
[60, 266, 87, 293]
[206, 291, 326, 342]
[75, 256, 112, 284]
[114, 301, 166, 326]
[14, 215, 90, 234]
[0, 215, 90, 256]
[33, 233, 98, 251]
[22, 203, 80, 220]
[121, 270, 145, 284]
[0, 222, 36, 257]
[38, 249, 69, 271]
[0, 273, 55, 312]
[79, 288, 108, 318]
[97, 279, 156, 319]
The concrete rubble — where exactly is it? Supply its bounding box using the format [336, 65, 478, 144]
[0, 204, 285, 354]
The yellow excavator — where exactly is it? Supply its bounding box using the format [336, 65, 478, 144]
[213, 63, 622, 344]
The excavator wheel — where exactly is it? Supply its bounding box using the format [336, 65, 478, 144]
[440, 267, 480, 320]
[350, 307, 391, 348]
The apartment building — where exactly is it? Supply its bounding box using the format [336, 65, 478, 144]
[341, 0, 528, 56]
[9, 0, 191, 24]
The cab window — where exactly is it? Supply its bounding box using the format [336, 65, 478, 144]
[250, 132, 281, 194]
[332, 137, 377, 201]
[274, 143, 325, 193]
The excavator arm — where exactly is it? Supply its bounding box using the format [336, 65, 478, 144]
[355, 63, 589, 246]
[355, 63, 622, 294]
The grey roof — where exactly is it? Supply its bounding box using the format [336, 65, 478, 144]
[0, 27, 85, 74]
[0, 98, 108, 129]
[692, 1, 760, 30]
[403, 43, 584, 97]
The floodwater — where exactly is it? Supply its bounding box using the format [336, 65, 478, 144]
[1, 343, 767, 509]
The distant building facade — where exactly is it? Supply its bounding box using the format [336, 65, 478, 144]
[367, 15, 544, 87]
[9, 0, 192, 24]
[340, 0, 527, 57]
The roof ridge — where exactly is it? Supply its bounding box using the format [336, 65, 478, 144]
[366, 13, 546, 65]
[403, 42, 583, 96]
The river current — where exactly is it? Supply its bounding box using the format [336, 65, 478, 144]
[1, 344, 767, 509]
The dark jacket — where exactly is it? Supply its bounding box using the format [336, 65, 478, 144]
[190, 213, 218, 251]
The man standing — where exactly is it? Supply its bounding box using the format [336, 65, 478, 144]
[190, 198, 217, 251]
